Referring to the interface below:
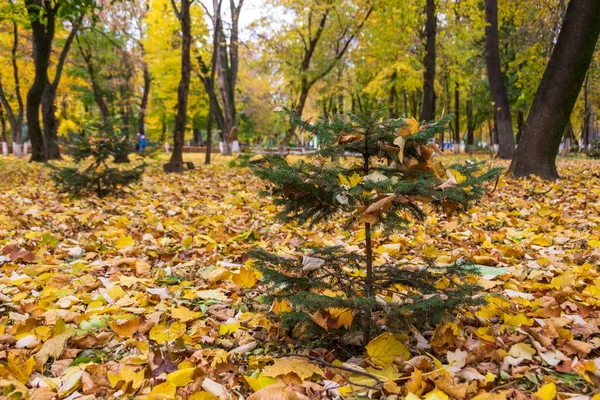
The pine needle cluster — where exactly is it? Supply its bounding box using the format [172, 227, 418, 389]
[251, 109, 502, 342]
[52, 129, 145, 197]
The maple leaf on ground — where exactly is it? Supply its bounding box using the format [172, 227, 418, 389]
[366, 333, 410, 366]
[262, 357, 324, 380]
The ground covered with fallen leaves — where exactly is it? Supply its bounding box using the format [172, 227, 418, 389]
[0, 154, 600, 400]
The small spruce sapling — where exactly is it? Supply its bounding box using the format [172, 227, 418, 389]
[251, 109, 502, 343]
[52, 128, 145, 197]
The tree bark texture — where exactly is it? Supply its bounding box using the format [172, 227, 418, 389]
[420, 0, 436, 122]
[484, 0, 515, 159]
[509, 0, 600, 179]
[165, 0, 192, 172]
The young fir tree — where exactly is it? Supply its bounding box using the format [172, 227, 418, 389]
[251, 109, 501, 343]
[52, 129, 145, 197]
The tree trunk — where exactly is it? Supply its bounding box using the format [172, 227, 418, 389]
[281, 85, 309, 149]
[0, 21, 25, 147]
[165, 0, 192, 173]
[42, 83, 60, 159]
[193, 127, 202, 146]
[205, 106, 213, 165]
[0, 106, 7, 144]
[563, 119, 574, 154]
[403, 92, 408, 118]
[42, 17, 79, 160]
[509, 0, 600, 179]
[138, 61, 151, 137]
[516, 110, 525, 144]
[484, 0, 515, 159]
[466, 99, 475, 148]
[26, 0, 58, 162]
[420, 0, 436, 122]
[454, 82, 460, 150]
[214, 0, 243, 155]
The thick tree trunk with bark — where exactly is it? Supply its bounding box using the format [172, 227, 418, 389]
[484, 0, 515, 159]
[420, 0, 436, 122]
[509, 0, 600, 179]
[26, 0, 58, 162]
[165, 0, 192, 172]
[42, 18, 79, 160]
[42, 83, 60, 159]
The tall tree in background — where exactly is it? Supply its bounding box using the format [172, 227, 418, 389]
[164, 0, 193, 172]
[268, 0, 373, 149]
[484, 0, 514, 159]
[24, 0, 57, 162]
[196, 0, 225, 164]
[42, 17, 81, 159]
[213, 0, 243, 155]
[419, 0, 436, 121]
[0, 15, 25, 156]
[509, 0, 600, 179]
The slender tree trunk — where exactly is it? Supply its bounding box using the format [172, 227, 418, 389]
[412, 92, 418, 118]
[466, 99, 475, 148]
[0, 21, 25, 147]
[193, 127, 202, 146]
[138, 61, 151, 136]
[582, 74, 592, 150]
[484, 0, 515, 159]
[509, 0, 600, 179]
[516, 110, 525, 144]
[403, 92, 408, 117]
[0, 106, 7, 144]
[454, 82, 460, 150]
[165, 0, 192, 172]
[563, 119, 574, 154]
[205, 107, 213, 165]
[420, 0, 436, 121]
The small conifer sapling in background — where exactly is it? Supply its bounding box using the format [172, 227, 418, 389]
[52, 128, 145, 197]
[251, 109, 502, 343]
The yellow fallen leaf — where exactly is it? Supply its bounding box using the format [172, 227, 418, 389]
[148, 382, 176, 400]
[232, 266, 258, 288]
[588, 239, 600, 249]
[166, 367, 199, 387]
[508, 342, 536, 360]
[271, 298, 292, 314]
[110, 317, 140, 337]
[534, 382, 556, 400]
[115, 235, 135, 249]
[149, 321, 186, 344]
[171, 306, 202, 322]
[262, 357, 324, 380]
[107, 366, 145, 391]
[219, 322, 241, 335]
[244, 374, 278, 391]
[366, 332, 410, 366]
[398, 117, 419, 136]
